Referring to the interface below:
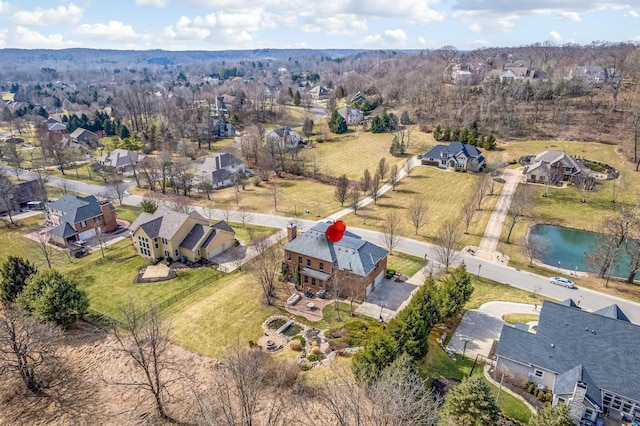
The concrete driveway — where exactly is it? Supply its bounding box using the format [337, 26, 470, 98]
[356, 273, 421, 322]
[447, 302, 538, 359]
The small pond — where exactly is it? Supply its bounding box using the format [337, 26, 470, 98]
[529, 224, 632, 278]
[267, 318, 302, 337]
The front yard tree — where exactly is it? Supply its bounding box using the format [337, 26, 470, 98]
[0, 305, 62, 395]
[504, 183, 532, 244]
[112, 301, 178, 421]
[474, 174, 491, 210]
[433, 218, 462, 271]
[370, 171, 382, 204]
[381, 211, 403, 254]
[302, 118, 314, 137]
[360, 168, 372, 194]
[437, 263, 474, 319]
[103, 176, 128, 205]
[4, 143, 24, 180]
[377, 157, 389, 182]
[528, 403, 574, 426]
[334, 174, 349, 206]
[389, 164, 400, 190]
[16, 270, 89, 328]
[407, 197, 428, 235]
[461, 199, 475, 234]
[349, 187, 362, 215]
[33, 230, 55, 269]
[442, 376, 500, 426]
[0, 256, 37, 304]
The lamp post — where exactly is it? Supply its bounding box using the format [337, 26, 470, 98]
[460, 335, 473, 359]
[477, 264, 482, 277]
[558, 261, 561, 272]
[379, 301, 387, 322]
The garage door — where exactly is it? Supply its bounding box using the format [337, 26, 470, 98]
[78, 228, 96, 240]
[374, 271, 384, 285]
[365, 283, 373, 297]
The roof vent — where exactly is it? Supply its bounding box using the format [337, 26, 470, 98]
[551, 344, 555, 348]
[591, 330, 596, 334]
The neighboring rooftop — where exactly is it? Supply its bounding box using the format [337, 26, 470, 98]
[129, 207, 206, 240]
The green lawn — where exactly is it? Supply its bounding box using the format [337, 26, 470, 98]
[502, 313, 539, 324]
[387, 252, 427, 277]
[417, 332, 532, 424]
[466, 276, 553, 310]
[341, 165, 503, 249]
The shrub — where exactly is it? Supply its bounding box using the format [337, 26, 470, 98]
[385, 269, 396, 279]
[533, 387, 540, 397]
[527, 382, 535, 393]
[289, 340, 302, 351]
[300, 364, 312, 371]
[545, 392, 552, 402]
[328, 337, 349, 351]
[248, 340, 256, 348]
[307, 353, 324, 362]
[291, 334, 306, 346]
[538, 391, 547, 402]
[543, 401, 551, 407]
[311, 345, 322, 355]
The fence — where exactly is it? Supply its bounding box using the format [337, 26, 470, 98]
[155, 269, 223, 311]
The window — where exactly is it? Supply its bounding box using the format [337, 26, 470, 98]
[80, 220, 87, 227]
[140, 247, 151, 257]
[154, 238, 159, 249]
[623, 403, 633, 414]
[162, 238, 167, 244]
[174, 249, 179, 258]
[534, 369, 544, 378]
[318, 280, 323, 288]
[306, 259, 311, 267]
[603, 393, 613, 407]
[298, 256, 302, 264]
[612, 398, 622, 410]
[164, 250, 169, 258]
[287, 253, 291, 260]
[311, 278, 316, 286]
[319, 262, 324, 270]
[304, 276, 308, 284]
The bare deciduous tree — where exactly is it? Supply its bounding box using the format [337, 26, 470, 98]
[167, 195, 191, 214]
[389, 164, 400, 190]
[238, 207, 253, 229]
[522, 233, 550, 267]
[407, 197, 428, 235]
[349, 187, 362, 215]
[103, 176, 128, 205]
[360, 169, 372, 194]
[334, 174, 350, 206]
[376, 157, 389, 182]
[504, 183, 532, 244]
[433, 218, 462, 271]
[0, 175, 16, 225]
[370, 171, 382, 204]
[33, 230, 55, 269]
[461, 199, 475, 234]
[474, 174, 491, 210]
[111, 301, 181, 421]
[246, 236, 281, 306]
[4, 143, 24, 181]
[381, 211, 402, 254]
[269, 183, 280, 212]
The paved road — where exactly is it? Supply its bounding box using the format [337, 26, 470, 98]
[447, 302, 538, 359]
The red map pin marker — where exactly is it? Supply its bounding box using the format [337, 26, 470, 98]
[326, 221, 346, 242]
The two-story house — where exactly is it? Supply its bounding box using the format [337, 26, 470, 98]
[129, 207, 235, 262]
[46, 194, 117, 246]
[69, 127, 100, 148]
[421, 141, 485, 172]
[337, 107, 365, 126]
[524, 150, 591, 185]
[283, 222, 388, 301]
[496, 300, 640, 424]
[265, 127, 302, 151]
[194, 153, 246, 188]
[97, 148, 147, 173]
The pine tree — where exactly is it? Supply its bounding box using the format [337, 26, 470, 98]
[528, 404, 574, 426]
[442, 376, 500, 426]
[442, 126, 451, 141]
[293, 90, 301, 106]
[438, 263, 474, 319]
[0, 256, 37, 304]
[433, 125, 442, 141]
[390, 135, 401, 156]
[330, 110, 347, 134]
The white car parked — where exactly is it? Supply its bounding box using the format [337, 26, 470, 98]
[549, 276, 576, 289]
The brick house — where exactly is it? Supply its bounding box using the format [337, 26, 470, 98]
[46, 194, 117, 246]
[421, 141, 485, 172]
[524, 150, 592, 185]
[282, 222, 388, 301]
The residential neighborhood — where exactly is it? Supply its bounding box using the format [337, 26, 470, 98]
[2, 40, 640, 426]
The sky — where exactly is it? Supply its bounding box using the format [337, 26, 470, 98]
[0, 0, 639, 51]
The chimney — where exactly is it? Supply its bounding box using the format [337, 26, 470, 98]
[215, 155, 220, 170]
[287, 223, 297, 241]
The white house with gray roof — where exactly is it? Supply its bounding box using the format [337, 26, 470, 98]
[495, 300, 640, 424]
[283, 221, 388, 301]
[195, 153, 246, 188]
[97, 149, 146, 173]
[265, 127, 301, 151]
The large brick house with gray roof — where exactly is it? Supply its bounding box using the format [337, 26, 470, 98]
[495, 300, 640, 424]
[46, 194, 117, 246]
[283, 221, 388, 301]
[129, 207, 235, 263]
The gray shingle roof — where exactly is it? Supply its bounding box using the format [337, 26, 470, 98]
[283, 221, 388, 277]
[180, 223, 212, 251]
[129, 207, 206, 240]
[496, 300, 640, 404]
[592, 304, 630, 322]
[211, 220, 234, 233]
[200, 153, 244, 173]
[97, 149, 146, 169]
[423, 141, 484, 161]
[49, 222, 77, 238]
[47, 195, 106, 224]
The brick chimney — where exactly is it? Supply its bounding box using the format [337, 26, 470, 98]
[287, 223, 297, 241]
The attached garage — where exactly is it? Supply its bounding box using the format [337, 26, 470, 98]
[78, 228, 96, 240]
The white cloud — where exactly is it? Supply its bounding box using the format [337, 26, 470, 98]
[135, 0, 170, 6]
[11, 3, 83, 27]
[0, 2, 7, 14]
[0, 28, 7, 47]
[13, 26, 80, 48]
[625, 10, 639, 17]
[467, 20, 514, 34]
[550, 31, 562, 42]
[301, 14, 367, 36]
[330, 0, 443, 23]
[360, 28, 408, 47]
[163, 16, 211, 40]
[470, 39, 492, 46]
[555, 11, 581, 21]
[73, 21, 150, 43]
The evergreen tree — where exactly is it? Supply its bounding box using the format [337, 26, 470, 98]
[459, 127, 469, 144]
[371, 115, 385, 133]
[483, 134, 496, 150]
[390, 135, 401, 156]
[442, 126, 451, 141]
[17, 270, 89, 328]
[438, 263, 474, 319]
[400, 111, 411, 125]
[451, 127, 461, 142]
[352, 330, 399, 384]
[0, 256, 37, 304]
[442, 376, 500, 426]
[433, 125, 442, 141]
[293, 90, 301, 106]
[528, 404, 574, 426]
[302, 118, 314, 137]
[329, 110, 347, 134]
